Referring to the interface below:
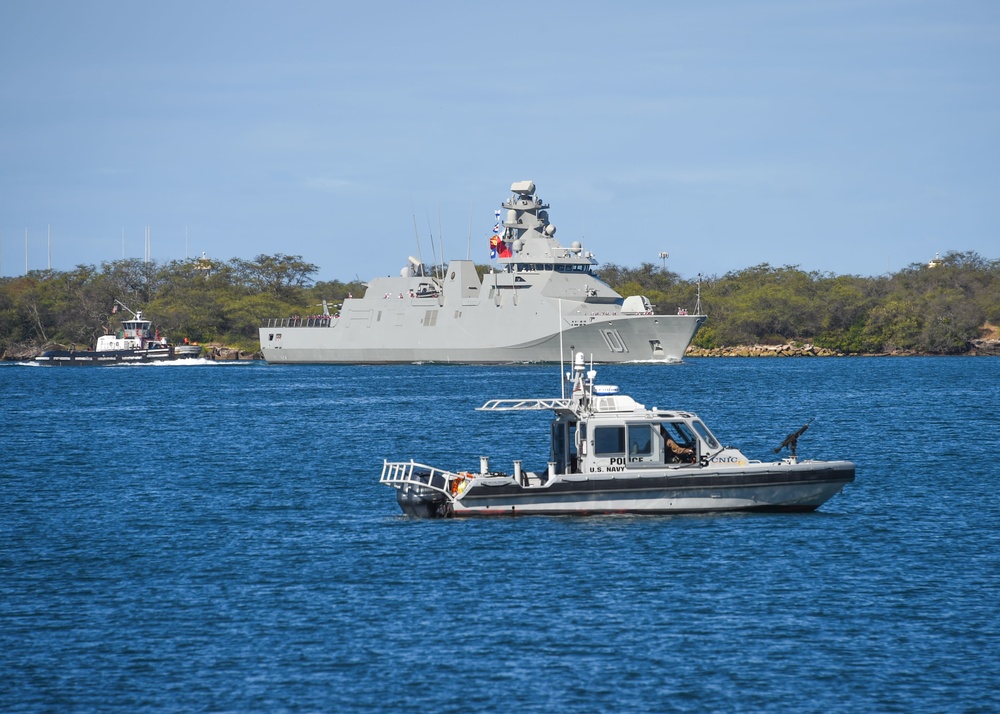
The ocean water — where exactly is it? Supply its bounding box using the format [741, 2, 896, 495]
[1, 357, 998, 713]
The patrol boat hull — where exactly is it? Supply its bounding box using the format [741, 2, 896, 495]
[385, 461, 854, 518]
[261, 180, 705, 364]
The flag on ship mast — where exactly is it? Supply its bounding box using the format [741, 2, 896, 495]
[490, 209, 511, 258]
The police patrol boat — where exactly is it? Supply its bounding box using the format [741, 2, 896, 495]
[34, 301, 203, 366]
[260, 180, 705, 364]
[380, 353, 855, 517]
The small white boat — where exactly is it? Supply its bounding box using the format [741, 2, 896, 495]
[381, 353, 855, 517]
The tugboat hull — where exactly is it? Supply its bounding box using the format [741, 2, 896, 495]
[34, 347, 199, 365]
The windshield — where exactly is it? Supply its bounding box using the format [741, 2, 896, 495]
[690, 420, 719, 449]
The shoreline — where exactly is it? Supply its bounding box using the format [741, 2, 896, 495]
[4, 340, 999, 362]
[685, 339, 1000, 358]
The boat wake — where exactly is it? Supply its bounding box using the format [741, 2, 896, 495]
[18, 357, 249, 368]
[114, 358, 249, 367]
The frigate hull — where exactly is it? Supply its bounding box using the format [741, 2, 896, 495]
[261, 299, 704, 364]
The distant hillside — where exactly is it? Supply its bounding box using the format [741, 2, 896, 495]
[2, 251, 998, 358]
[598, 251, 1000, 355]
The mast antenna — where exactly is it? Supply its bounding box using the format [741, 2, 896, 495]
[426, 211, 438, 278]
[438, 206, 445, 279]
[411, 213, 425, 273]
[467, 207, 473, 260]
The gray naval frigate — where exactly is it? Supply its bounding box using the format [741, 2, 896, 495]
[260, 181, 705, 364]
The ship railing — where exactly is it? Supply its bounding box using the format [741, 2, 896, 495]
[477, 398, 572, 412]
[380, 460, 460, 497]
[261, 317, 335, 328]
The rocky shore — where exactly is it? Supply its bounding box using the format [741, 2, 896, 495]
[969, 339, 1000, 356]
[685, 343, 845, 358]
[685, 340, 1000, 357]
[203, 344, 264, 361]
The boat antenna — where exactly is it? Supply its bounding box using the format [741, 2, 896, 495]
[696, 273, 703, 315]
[559, 298, 565, 399]
[467, 207, 473, 260]
[425, 211, 439, 279]
[438, 206, 445, 279]
[411, 213, 425, 274]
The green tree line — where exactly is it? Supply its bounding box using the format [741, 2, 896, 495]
[1, 250, 998, 357]
[0, 254, 364, 356]
[600, 250, 1000, 354]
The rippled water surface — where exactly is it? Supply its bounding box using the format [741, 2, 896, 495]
[2, 357, 998, 712]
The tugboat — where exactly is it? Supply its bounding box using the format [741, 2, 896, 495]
[381, 353, 855, 517]
[261, 180, 705, 364]
[34, 301, 203, 366]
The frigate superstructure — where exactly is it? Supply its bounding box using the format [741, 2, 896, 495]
[260, 181, 705, 364]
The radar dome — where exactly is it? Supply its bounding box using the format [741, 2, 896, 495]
[512, 239, 523, 252]
[570, 241, 582, 254]
[544, 224, 556, 236]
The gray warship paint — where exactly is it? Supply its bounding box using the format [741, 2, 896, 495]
[260, 181, 705, 364]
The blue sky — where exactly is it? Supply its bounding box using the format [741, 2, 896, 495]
[1, 1, 997, 282]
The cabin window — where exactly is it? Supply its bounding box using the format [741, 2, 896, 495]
[661, 422, 697, 450]
[628, 425, 653, 456]
[552, 421, 566, 464]
[594, 426, 625, 456]
[691, 420, 719, 449]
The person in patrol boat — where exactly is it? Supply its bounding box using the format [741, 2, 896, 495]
[660, 425, 695, 463]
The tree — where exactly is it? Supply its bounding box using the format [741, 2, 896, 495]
[229, 254, 318, 301]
